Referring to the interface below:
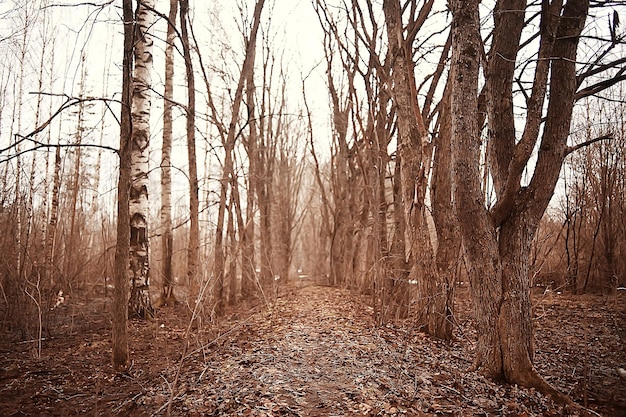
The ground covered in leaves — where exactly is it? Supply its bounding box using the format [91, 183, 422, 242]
[0, 281, 624, 416]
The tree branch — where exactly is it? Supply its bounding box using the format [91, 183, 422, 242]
[1, 137, 119, 165]
[575, 68, 626, 100]
[565, 133, 612, 156]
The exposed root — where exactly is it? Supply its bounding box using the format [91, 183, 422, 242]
[511, 367, 574, 406]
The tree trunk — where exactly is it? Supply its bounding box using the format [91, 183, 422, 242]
[112, 0, 134, 372]
[450, 0, 505, 380]
[430, 88, 459, 340]
[157, 0, 178, 307]
[241, 65, 258, 300]
[180, 0, 199, 292]
[383, 0, 439, 322]
[451, 0, 588, 403]
[227, 200, 238, 305]
[214, 0, 266, 314]
[64, 56, 86, 285]
[128, 0, 155, 320]
[327, 63, 353, 288]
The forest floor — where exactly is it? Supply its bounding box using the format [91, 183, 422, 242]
[0, 280, 624, 417]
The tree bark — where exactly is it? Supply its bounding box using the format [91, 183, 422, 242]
[451, 0, 589, 403]
[383, 0, 439, 323]
[128, 0, 155, 320]
[112, 0, 134, 372]
[180, 0, 199, 293]
[157, 0, 178, 308]
[326, 54, 353, 288]
[430, 88, 459, 340]
[450, 0, 504, 380]
[241, 57, 259, 300]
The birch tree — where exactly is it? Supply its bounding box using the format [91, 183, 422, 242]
[113, 0, 156, 372]
[127, 0, 155, 319]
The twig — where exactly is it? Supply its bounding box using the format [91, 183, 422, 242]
[163, 271, 214, 417]
[189, 312, 257, 359]
[440, 384, 474, 404]
[584, 407, 603, 417]
[151, 390, 184, 417]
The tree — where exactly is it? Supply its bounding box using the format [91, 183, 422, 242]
[212, 0, 266, 314]
[127, 0, 155, 319]
[113, 0, 155, 372]
[112, 0, 135, 372]
[179, 0, 200, 294]
[448, 0, 623, 401]
[430, 86, 460, 340]
[562, 99, 626, 293]
[314, 1, 358, 291]
[157, 0, 178, 307]
[382, 0, 453, 332]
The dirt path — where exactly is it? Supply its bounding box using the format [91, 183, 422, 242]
[1, 284, 622, 416]
[159, 285, 572, 416]
[187, 285, 427, 416]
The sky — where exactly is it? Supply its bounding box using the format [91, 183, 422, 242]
[0, 0, 624, 222]
[0, 0, 334, 220]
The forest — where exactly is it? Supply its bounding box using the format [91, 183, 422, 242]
[0, 0, 625, 416]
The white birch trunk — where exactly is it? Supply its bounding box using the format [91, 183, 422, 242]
[128, 0, 155, 319]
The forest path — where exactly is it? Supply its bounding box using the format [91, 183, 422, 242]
[186, 284, 423, 416]
[171, 284, 558, 416]
[2, 283, 613, 417]
[219, 284, 407, 415]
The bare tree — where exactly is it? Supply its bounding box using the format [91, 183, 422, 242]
[449, 0, 623, 401]
[430, 86, 460, 340]
[212, 0, 266, 315]
[127, 0, 155, 319]
[179, 0, 200, 294]
[157, 0, 178, 307]
[562, 98, 626, 292]
[112, 0, 135, 372]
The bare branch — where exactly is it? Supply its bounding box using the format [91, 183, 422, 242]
[1, 137, 118, 165]
[575, 68, 626, 100]
[577, 57, 626, 86]
[565, 133, 613, 156]
[1, 93, 121, 155]
[42, 1, 114, 9]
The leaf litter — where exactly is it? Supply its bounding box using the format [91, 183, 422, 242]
[0, 282, 624, 416]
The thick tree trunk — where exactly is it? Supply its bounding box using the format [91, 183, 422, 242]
[498, 212, 537, 381]
[451, 0, 588, 403]
[450, 0, 504, 379]
[128, 0, 155, 320]
[383, 0, 439, 323]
